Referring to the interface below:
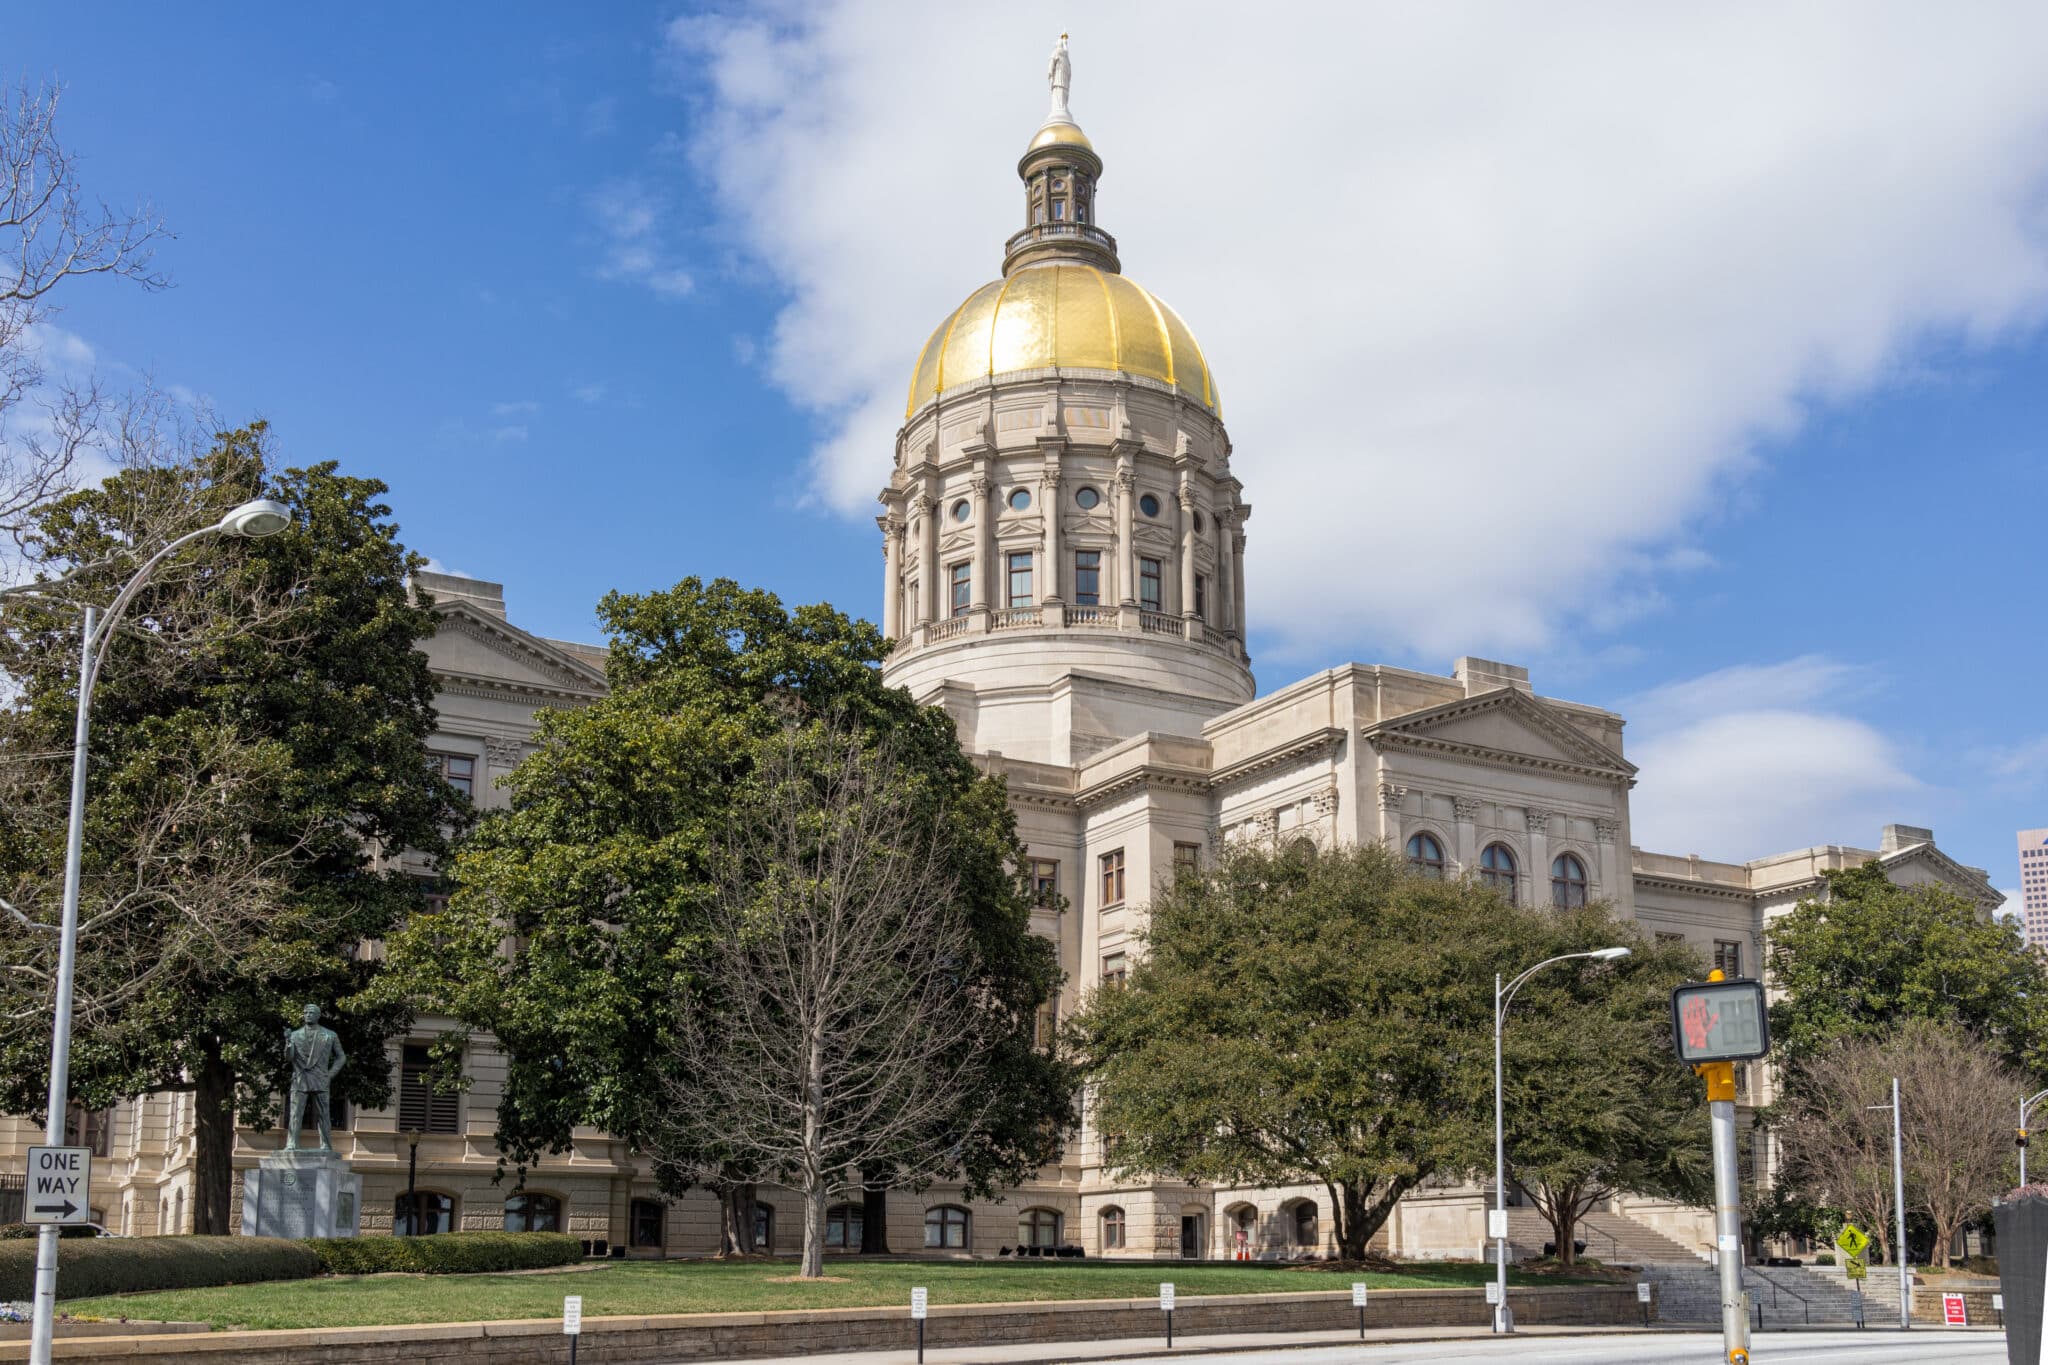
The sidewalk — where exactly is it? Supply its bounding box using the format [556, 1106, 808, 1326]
[701, 1323, 1674, 1365]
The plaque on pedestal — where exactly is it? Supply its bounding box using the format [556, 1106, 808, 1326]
[240, 1148, 362, 1239]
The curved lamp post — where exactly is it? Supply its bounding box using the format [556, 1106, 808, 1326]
[25, 499, 293, 1365]
[1492, 945, 1631, 1334]
[2021, 1088, 2048, 1189]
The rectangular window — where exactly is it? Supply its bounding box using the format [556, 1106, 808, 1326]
[1007, 551, 1033, 608]
[1034, 1000, 1058, 1049]
[1194, 574, 1208, 621]
[398, 1043, 461, 1135]
[413, 874, 451, 915]
[64, 1104, 110, 1159]
[949, 562, 972, 618]
[1100, 849, 1126, 906]
[1051, 199, 1066, 220]
[1173, 842, 1201, 883]
[1073, 550, 1101, 606]
[1139, 558, 1163, 613]
[430, 752, 475, 798]
[1030, 858, 1059, 908]
[1101, 951, 1128, 988]
[630, 1198, 666, 1249]
[1713, 940, 1743, 979]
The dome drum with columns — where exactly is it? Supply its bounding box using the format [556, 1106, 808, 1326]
[879, 45, 1253, 740]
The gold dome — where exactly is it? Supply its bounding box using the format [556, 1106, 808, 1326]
[905, 263, 1219, 420]
[1028, 120, 1094, 153]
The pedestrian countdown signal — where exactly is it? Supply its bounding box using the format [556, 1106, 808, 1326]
[1669, 978, 1769, 1063]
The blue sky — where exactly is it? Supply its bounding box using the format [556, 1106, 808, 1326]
[8, 3, 2047, 898]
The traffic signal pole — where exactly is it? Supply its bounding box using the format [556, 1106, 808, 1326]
[1700, 1058, 1751, 1364]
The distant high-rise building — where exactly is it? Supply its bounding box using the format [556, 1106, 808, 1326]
[2021, 827, 2048, 946]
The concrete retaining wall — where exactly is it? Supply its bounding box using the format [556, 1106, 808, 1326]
[3, 1284, 1645, 1364]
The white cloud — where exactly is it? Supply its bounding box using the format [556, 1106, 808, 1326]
[489, 424, 529, 443]
[587, 179, 695, 300]
[1997, 890, 2020, 917]
[665, 3, 2048, 658]
[572, 382, 607, 405]
[491, 400, 541, 418]
[1988, 735, 2048, 786]
[1626, 657, 1920, 860]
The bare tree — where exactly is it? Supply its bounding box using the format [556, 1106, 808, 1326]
[0, 79, 171, 564]
[649, 724, 1001, 1278]
[1775, 1039, 1907, 1264]
[1777, 1020, 2021, 1267]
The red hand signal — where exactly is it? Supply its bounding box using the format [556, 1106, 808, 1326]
[1681, 996, 1719, 1051]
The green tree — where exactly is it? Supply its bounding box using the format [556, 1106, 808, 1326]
[385, 579, 1072, 1244]
[0, 425, 460, 1232]
[1073, 841, 1547, 1260]
[1763, 863, 2048, 1075]
[1500, 909, 1711, 1265]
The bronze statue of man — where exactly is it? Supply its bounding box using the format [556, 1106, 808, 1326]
[283, 1004, 347, 1152]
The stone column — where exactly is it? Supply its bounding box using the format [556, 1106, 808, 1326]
[1216, 511, 1235, 635]
[971, 474, 993, 611]
[915, 494, 938, 625]
[1230, 527, 1248, 641]
[1453, 796, 1481, 876]
[1524, 809, 1550, 909]
[1377, 782, 1408, 845]
[1593, 818, 1621, 898]
[1041, 462, 1063, 605]
[1177, 484, 1197, 619]
[880, 514, 903, 639]
[1115, 460, 1138, 608]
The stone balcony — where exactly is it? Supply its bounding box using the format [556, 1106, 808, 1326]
[899, 603, 1244, 662]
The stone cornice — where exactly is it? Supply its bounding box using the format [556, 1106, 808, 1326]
[1632, 873, 1755, 904]
[1206, 727, 1347, 791]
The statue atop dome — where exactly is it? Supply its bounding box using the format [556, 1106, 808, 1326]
[1046, 33, 1072, 122]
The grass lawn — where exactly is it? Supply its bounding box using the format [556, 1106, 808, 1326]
[64, 1256, 1600, 1331]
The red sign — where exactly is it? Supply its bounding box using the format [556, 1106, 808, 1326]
[1942, 1292, 1968, 1326]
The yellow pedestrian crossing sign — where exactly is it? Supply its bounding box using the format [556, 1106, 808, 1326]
[1835, 1224, 1869, 1259]
[1845, 1256, 1867, 1280]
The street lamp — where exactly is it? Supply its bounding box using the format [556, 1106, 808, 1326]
[401, 1128, 423, 1236]
[1492, 945, 1631, 1335]
[23, 498, 294, 1365]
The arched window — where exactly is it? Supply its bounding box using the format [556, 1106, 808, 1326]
[504, 1192, 561, 1233]
[825, 1203, 864, 1250]
[398, 1190, 455, 1236]
[1018, 1207, 1061, 1247]
[1290, 1199, 1319, 1247]
[1406, 832, 1445, 878]
[924, 1204, 970, 1249]
[1551, 853, 1589, 908]
[1480, 844, 1518, 896]
[630, 1198, 666, 1249]
[1100, 1205, 1126, 1250]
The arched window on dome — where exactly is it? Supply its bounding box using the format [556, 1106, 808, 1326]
[1406, 833, 1445, 879]
[1551, 853, 1589, 908]
[1480, 844, 1518, 898]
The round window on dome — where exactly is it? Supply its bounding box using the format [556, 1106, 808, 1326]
[1076, 486, 1101, 510]
[1008, 488, 1031, 512]
[951, 500, 971, 523]
[1139, 493, 1161, 518]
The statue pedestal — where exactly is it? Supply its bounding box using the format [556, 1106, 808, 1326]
[240, 1148, 361, 1239]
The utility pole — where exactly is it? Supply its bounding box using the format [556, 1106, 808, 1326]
[1867, 1077, 1911, 1331]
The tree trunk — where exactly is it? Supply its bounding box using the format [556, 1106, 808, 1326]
[1334, 1181, 1370, 1261]
[860, 1165, 890, 1254]
[1553, 1203, 1581, 1267]
[802, 1178, 827, 1279]
[720, 1182, 759, 1256]
[191, 1043, 236, 1235]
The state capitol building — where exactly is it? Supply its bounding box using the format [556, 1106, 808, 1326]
[1, 50, 2002, 1264]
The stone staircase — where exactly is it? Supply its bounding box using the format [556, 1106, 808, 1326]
[1499, 1206, 1700, 1266]
[1641, 1259, 1903, 1327]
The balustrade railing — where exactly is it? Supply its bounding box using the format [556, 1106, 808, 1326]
[1140, 611, 1184, 637]
[1066, 605, 1111, 627]
[925, 617, 967, 643]
[991, 607, 1042, 630]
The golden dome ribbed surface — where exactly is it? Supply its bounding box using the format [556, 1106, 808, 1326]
[1028, 121, 1094, 152]
[905, 264, 1219, 420]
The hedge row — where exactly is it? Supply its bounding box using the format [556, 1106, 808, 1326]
[0, 1223, 101, 1240]
[0, 1235, 320, 1300]
[306, 1230, 585, 1275]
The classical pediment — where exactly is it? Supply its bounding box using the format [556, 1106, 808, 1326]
[1362, 688, 1635, 784]
[1874, 843, 2005, 913]
[425, 602, 608, 703]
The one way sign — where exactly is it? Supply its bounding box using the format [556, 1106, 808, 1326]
[24, 1146, 92, 1225]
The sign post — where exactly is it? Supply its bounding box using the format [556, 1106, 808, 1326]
[1352, 1282, 1367, 1338]
[562, 1294, 582, 1365]
[1671, 973, 1769, 1365]
[1836, 1222, 1870, 1330]
[911, 1287, 927, 1364]
[1636, 1281, 1651, 1328]
[23, 1147, 91, 1226]
[1160, 1282, 1175, 1348]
